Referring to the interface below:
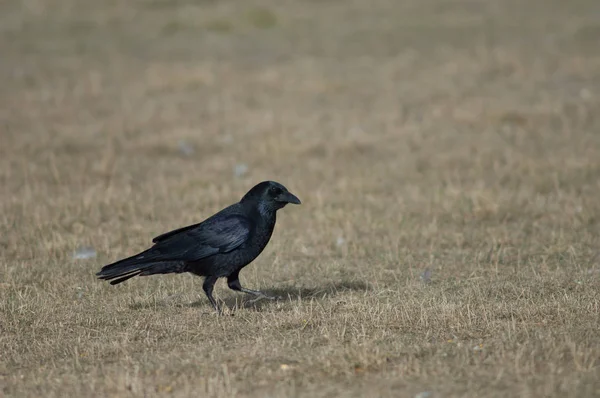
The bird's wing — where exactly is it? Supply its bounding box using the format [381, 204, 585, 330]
[152, 222, 204, 243]
[139, 214, 251, 263]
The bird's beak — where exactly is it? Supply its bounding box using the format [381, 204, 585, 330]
[277, 191, 301, 205]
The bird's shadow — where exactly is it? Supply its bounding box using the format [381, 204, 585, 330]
[128, 280, 369, 312]
[220, 279, 369, 312]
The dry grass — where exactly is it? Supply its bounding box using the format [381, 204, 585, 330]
[1, 0, 600, 396]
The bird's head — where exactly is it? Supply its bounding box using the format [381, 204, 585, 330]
[241, 181, 301, 213]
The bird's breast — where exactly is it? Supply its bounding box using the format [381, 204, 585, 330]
[248, 221, 275, 254]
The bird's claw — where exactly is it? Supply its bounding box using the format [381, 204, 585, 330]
[247, 293, 280, 304]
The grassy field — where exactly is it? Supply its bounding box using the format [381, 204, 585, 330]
[1, 0, 600, 396]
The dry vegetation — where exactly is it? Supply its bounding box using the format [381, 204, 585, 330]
[1, 0, 600, 396]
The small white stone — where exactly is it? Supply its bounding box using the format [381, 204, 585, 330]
[420, 268, 432, 284]
[178, 140, 195, 156]
[234, 163, 249, 177]
[415, 392, 433, 398]
[73, 246, 96, 260]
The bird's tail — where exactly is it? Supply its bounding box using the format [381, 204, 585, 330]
[96, 250, 185, 285]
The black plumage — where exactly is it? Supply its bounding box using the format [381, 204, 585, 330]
[96, 181, 301, 311]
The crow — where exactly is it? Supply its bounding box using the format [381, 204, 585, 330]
[96, 181, 301, 311]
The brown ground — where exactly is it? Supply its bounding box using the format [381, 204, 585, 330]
[1, 0, 600, 396]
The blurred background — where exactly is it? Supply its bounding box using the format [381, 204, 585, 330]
[2, 0, 598, 257]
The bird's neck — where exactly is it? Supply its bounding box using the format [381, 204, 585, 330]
[253, 203, 276, 240]
[250, 204, 277, 251]
[257, 201, 277, 219]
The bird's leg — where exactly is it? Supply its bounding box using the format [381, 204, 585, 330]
[227, 272, 278, 301]
[202, 276, 221, 313]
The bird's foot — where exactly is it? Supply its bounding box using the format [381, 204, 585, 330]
[246, 292, 280, 304]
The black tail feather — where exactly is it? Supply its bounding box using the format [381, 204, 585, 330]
[96, 249, 153, 278]
[109, 271, 143, 285]
[96, 248, 156, 285]
[97, 251, 186, 285]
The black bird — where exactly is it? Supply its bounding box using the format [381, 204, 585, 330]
[96, 181, 301, 311]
